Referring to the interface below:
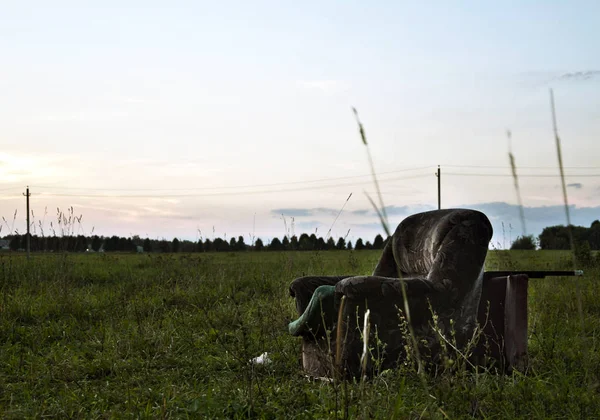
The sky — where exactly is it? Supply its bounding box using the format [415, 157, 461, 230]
[1, 1, 600, 247]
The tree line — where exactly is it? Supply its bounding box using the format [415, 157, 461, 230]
[510, 220, 600, 250]
[3, 220, 598, 253]
[0, 233, 389, 253]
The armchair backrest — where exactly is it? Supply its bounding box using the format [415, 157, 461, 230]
[374, 209, 493, 305]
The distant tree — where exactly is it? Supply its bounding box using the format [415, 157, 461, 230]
[131, 235, 142, 246]
[336, 237, 346, 250]
[373, 234, 385, 249]
[355, 238, 365, 250]
[204, 239, 213, 252]
[118, 237, 128, 252]
[510, 235, 536, 250]
[347, 241, 353, 250]
[290, 235, 298, 250]
[105, 235, 120, 252]
[30, 234, 40, 252]
[229, 237, 237, 250]
[254, 238, 264, 251]
[143, 238, 152, 252]
[9, 235, 21, 251]
[365, 241, 373, 250]
[213, 238, 229, 252]
[236, 235, 246, 251]
[171, 238, 180, 253]
[326, 237, 335, 250]
[158, 239, 171, 253]
[299, 233, 312, 251]
[91, 235, 102, 252]
[181, 240, 195, 252]
[309, 234, 318, 249]
[269, 237, 283, 251]
[590, 222, 600, 250]
[282, 236, 290, 250]
[29, 234, 37, 251]
[196, 239, 204, 252]
[539, 226, 570, 250]
[316, 237, 326, 250]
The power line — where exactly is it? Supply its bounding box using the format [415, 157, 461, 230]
[442, 164, 600, 169]
[445, 173, 600, 178]
[29, 166, 434, 192]
[7, 165, 600, 194]
[35, 173, 433, 198]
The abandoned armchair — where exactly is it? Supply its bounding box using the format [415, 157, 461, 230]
[288, 208, 494, 378]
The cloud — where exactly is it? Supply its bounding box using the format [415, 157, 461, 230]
[351, 209, 369, 216]
[350, 204, 435, 217]
[312, 207, 340, 216]
[383, 204, 436, 216]
[350, 222, 390, 230]
[567, 183, 583, 189]
[272, 204, 436, 219]
[558, 71, 600, 82]
[271, 207, 339, 217]
[271, 208, 312, 217]
[524, 195, 556, 202]
[296, 221, 323, 232]
[461, 202, 600, 242]
[518, 70, 600, 89]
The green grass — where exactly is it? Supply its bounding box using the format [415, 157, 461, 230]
[0, 250, 599, 418]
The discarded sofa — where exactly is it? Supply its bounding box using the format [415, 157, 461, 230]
[289, 208, 494, 378]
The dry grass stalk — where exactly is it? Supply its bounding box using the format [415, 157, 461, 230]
[352, 107, 424, 380]
[360, 309, 371, 380]
[352, 107, 391, 237]
[325, 193, 353, 241]
[507, 130, 527, 236]
[335, 295, 347, 376]
[550, 88, 586, 364]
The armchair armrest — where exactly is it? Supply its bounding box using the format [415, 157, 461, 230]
[335, 275, 433, 301]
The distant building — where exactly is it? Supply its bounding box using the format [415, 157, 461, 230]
[136, 246, 144, 253]
[0, 239, 9, 250]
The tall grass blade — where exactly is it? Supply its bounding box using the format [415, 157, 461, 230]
[352, 108, 425, 386]
[335, 295, 347, 375]
[326, 193, 353, 240]
[360, 309, 371, 380]
[550, 92, 575, 254]
[352, 107, 389, 231]
[550, 88, 586, 362]
[507, 130, 527, 236]
[364, 192, 391, 238]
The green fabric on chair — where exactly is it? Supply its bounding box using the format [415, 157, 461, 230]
[288, 285, 336, 337]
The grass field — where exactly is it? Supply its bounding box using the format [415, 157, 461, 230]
[0, 249, 599, 418]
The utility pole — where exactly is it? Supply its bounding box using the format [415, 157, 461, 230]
[24, 186, 31, 258]
[436, 166, 441, 210]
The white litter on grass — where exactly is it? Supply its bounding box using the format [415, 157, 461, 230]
[250, 352, 271, 365]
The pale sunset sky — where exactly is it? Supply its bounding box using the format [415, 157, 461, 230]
[1, 1, 599, 247]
